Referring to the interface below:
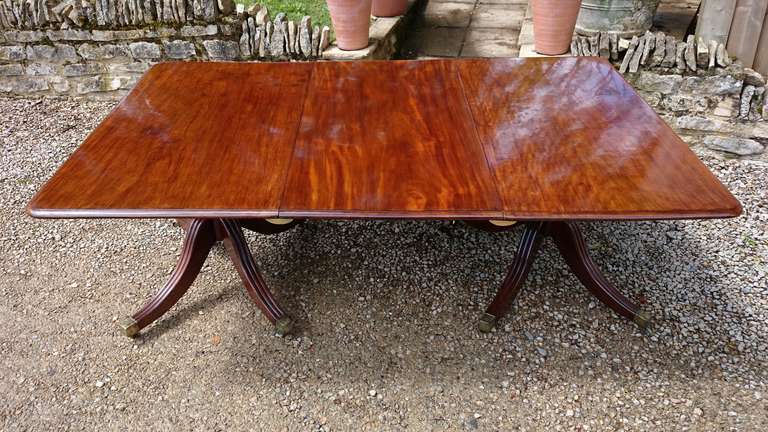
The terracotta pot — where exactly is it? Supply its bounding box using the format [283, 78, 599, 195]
[532, 0, 582, 55]
[372, 0, 407, 17]
[327, 0, 373, 50]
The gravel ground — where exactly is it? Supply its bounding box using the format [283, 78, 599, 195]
[1, 97, 766, 431]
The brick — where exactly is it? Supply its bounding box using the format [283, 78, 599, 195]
[4, 30, 45, 42]
[0, 45, 25, 61]
[0, 64, 24, 76]
[145, 27, 179, 38]
[26, 63, 56, 76]
[46, 29, 92, 41]
[92, 29, 144, 41]
[203, 40, 239, 60]
[50, 77, 71, 93]
[107, 62, 151, 74]
[76, 75, 124, 94]
[129, 42, 162, 59]
[163, 40, 196, 59]
[63, 63, 106, 76]
[0, 76, 49, 93]
[180, 24, 219, 37]
[77, 43, 129, 60]
[26, 44, 79, 62]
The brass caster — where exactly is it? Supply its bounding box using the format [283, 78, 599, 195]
[478, 313, 497, 333]
[118, 317, 140, 338]
[633, 310, 653, 334]
[489, 220, 517, 227]
[274, 316, 293, 337]
[265, 218, 294, 225]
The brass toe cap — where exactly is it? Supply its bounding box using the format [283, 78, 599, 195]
[118, 317, 140, 338]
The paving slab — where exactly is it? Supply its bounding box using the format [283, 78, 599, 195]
[470, 4, 525, 29]
[461, 28, 520, 57]
[401, 27, 466, 57]
[422, 1, 475, 28]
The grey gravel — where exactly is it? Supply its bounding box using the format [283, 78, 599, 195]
[1, 97, 767, 431]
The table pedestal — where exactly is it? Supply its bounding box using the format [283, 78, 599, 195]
[118, 218, 301, 337]
[478, 221, 652, 333]
[119, 219, 650, 338]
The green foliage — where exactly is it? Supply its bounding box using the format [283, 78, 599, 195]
[238, 0, 332, 30]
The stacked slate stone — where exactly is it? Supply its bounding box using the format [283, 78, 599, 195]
[0, 0, 233, 29]
[238, 5, 330, 60]
[739, 68, 767, 121]
[570, 31, 733, 75]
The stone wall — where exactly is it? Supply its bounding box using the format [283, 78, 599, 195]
[0, 0, 332, 98]
[572, 31, 768, 159]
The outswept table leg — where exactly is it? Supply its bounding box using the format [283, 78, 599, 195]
[219, 219, 293, 336]
[548, 221, 651, 330]
[478, 222, 546, 332]
[119, 218, 292, 338]
[119, 219, 217, 337]
[479, 221, 651, 332]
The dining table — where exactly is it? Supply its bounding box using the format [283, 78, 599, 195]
[27, 57, 741, 337]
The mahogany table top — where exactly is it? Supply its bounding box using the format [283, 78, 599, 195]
[28, 58, 741, 221]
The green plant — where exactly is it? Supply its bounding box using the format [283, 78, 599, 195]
[238, 0, 332, 30]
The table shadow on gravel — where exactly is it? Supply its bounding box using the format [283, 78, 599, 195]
[183, 218, 768, 383]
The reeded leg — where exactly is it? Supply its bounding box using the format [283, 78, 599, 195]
[479, 222, 546, 332]
[219, 219, 293, 336]
[548, 221, 651, 330]
[119, 219, 217, 337]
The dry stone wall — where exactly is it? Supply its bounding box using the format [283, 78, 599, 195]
[0, 1, 329, 98]
[573, 31, 767, 159]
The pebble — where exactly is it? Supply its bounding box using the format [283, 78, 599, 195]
[1, 96, 766, 430]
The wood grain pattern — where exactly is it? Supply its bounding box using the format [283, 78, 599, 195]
[279, 60, 503, 219]
[28, 62, 312, 218]
[28, 58, 741, 221]
[457, 57, 741, 220]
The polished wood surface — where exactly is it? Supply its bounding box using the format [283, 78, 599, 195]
[280, 60, 502, 218]
[28, 58, 741, 221]
[29, 62, 313, 218]
[457, 58, 740, 219]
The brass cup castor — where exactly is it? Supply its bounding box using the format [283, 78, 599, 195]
[478, 313, 497, 333]
[118, 317, 140, 338]
[633, 310, 653, 334]
[274, 316, 293, 336]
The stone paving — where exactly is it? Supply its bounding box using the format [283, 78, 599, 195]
[401, 0, 527, 58]
[400, 0, 699, 59]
